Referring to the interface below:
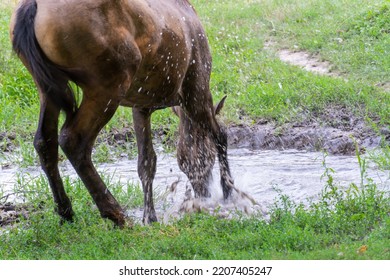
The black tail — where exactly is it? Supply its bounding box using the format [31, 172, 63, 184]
[12, 0, 76, 114]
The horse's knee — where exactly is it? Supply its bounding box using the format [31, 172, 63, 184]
[59, 129, 84, 163]
[34, 131, 59, 170]
[59, 129, 71, 152]
[33, 132, 47, 156]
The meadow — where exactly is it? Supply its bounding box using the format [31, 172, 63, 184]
[0, 0, 389, 259]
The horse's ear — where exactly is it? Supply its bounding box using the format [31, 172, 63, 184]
[214, 95, 227, 115]
[172, 96, 226, 116]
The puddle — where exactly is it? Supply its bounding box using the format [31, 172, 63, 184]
[1, 149, 389, 223]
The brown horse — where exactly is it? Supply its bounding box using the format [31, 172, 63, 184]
[10, 0, 235, 227]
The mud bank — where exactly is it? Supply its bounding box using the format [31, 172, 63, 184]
[227, 119, 385, 155]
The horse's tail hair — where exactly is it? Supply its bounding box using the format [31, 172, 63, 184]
[11, 0, 76, 114]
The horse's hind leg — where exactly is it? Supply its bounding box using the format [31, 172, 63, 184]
[132, 108, 158, 224]
[34, 92, 74, 222]
[59, 91, 125, 227]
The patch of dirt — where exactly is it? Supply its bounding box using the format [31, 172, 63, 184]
[264, 40, 340, 77]
[267, 41, 389, 92]
[376, 81, 390, 92]
[1, 115, 387, 228]
[278, 49, 338, 77]
[0, 203, 31, 228]
[0, 132, 16, 153]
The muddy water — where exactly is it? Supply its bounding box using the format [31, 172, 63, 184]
[1, 149, 389, 222]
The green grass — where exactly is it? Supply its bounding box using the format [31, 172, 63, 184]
[0, 156, 389, 259]
[197, 0, 390, 125]
[0, 0, 390, 260]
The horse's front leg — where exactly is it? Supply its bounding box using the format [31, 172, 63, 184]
[34, 93, 74, 222]
[132, 108, 157, 224]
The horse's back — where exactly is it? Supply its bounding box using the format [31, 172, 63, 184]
[26, 0, 209, 107]
[32, 0, 203, 69]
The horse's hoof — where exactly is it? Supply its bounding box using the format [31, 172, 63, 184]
[58, 207, 75, 225]
[143, 214, 158, 225]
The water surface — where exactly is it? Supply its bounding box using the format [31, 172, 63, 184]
[1, 149, 389, 222]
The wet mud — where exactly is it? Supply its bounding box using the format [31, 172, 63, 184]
[227, 116, 385, 156]
[0, 203, 33, 228]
